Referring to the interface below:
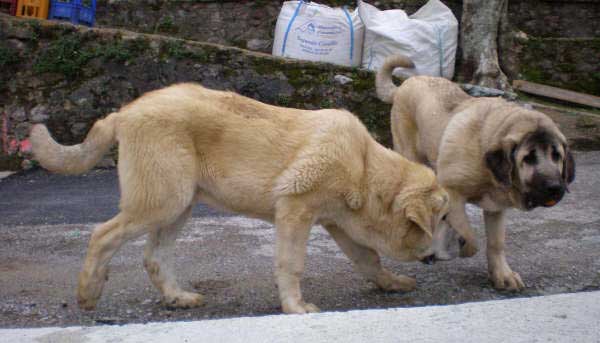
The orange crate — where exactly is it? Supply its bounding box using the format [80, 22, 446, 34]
[16, 0, 49, 19]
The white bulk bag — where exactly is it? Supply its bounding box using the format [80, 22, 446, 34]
[359, 0, 458, 79]
[273, 1, 364, 67]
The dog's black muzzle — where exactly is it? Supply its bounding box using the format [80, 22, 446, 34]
[524, 181, 566, 210]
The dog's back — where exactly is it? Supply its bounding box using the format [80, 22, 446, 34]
[33, 83, 370, 220]
[382, 76, 468, 167]
[375, 56, 473, 167]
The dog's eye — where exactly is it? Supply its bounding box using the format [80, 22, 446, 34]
[551, 146, 561, 162]
[523, 150, 537, 165]
[442, 214, 448, 221]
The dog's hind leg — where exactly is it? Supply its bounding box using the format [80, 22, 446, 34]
[78, 213, 155, 310]
[391, 108, 420, 163]
[324, 224, 416, 292]
[143, 205, 204, 309]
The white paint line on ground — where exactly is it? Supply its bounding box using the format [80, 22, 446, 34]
[2, 291, 599, 343]
[0, 171, 15, 180]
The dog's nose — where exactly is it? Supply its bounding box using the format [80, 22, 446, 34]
[541, 181, 564, 207]
[458, 237, 466, 248]
[420, 255, 436, 265]
[547, 183, 563, 197]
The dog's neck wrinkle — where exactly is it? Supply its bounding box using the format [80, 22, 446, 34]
[334, 142, 417, 260]
[361, 143, 427, 222]
[340, 198, 408, 258]
[363, 143, 409, 194]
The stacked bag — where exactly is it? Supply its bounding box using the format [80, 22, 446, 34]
[272, 0, 458, 79]
[272, 1, 365, 67]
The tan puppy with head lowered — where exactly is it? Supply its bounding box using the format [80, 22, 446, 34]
[377, 55, 575, 290]
[30, 83, 450, 314]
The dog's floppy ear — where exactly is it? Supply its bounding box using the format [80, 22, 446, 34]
[563, 147, 575, 185]
[395, 195, 432, 238]
[484, 146, 514, 188]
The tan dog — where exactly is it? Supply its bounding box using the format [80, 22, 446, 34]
[30, 83, 450, 314]
[376, 56, 575, 290]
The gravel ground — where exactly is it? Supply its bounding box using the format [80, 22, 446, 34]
[0, 152, 599, 328]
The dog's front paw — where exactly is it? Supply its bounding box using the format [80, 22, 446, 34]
[282, 299, 320, 314]
[77, 269, 107, 311]
[164, 291, 204, 309]
[77, 296, 99, 311]
[489, 264, 525, 291]
[459, 239, 479, 258]
[77, 282, 102, 310]
[375, 270, 416, 292]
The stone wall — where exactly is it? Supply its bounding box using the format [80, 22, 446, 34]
[93, 0, 600, 96]
[1, 0, 599, 170]
[96, 0, 281, 53]
[510, 0, 600, 38]
[95, 0, 600, 42]
[94, 1, 462, 53]
[0, 15, 391, 170]
[517, 37, 600, 96]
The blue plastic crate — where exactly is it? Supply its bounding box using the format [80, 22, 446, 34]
[49, 0, 95, 26]
[49, 0, 77, 22]
[77, 0, 95, 26]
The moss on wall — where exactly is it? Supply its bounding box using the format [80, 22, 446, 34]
[0, 15, 394, 169]
[519, 37, 600, 96]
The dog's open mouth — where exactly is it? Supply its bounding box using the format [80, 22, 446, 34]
[539, 193, 564, 208]
[525, 193, 563, 210]
[526, 198, 557, 210]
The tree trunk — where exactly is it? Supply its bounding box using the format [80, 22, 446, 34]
[459, 0, 511, 90]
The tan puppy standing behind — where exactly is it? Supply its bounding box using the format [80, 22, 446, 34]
[30, 83, 450, 314]
[377, 55, 575, 290]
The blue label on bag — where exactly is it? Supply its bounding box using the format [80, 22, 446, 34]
[293, 20, 343, 56]
[296, 21, 343, 37]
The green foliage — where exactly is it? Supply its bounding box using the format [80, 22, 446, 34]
[277, 95, 291, 107]
[520, 66, 547, 85]
[320, 98, 334, 108]
[161, 40, 190, 59]
[33, 32, 152, 78]
[28, 20, 41, 42]
[155, 15, 178, 33]
[0, 46, 18, 67]
[100, 41, 132, 63]
[34, 34, 94, 78]
[161, 40, 210, 62]
[100, 38, 149, 63]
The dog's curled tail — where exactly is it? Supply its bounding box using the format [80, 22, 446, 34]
[375, 54, 414, 104]
[30, 113, 118, 175]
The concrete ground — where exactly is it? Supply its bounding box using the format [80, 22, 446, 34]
[2, 291, 599, 343]
[0, 152, 599, 328]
